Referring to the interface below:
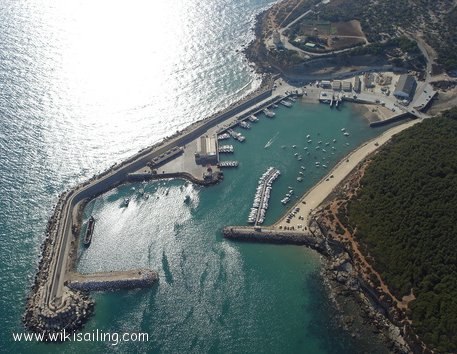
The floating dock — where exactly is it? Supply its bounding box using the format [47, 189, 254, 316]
[247, 167, 280, 225]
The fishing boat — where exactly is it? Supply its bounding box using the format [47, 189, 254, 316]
[83, 216, 95, 246]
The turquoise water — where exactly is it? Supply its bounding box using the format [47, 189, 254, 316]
[67, 102, 390, 353]
[0, 0, 392, 352]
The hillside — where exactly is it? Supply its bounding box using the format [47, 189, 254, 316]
[346, 108, 457, 352]
[319, 0, 457, 71]
[247, 0, 457, 75]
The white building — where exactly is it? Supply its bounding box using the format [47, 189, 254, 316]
[195, 135, 219, 165]
[393, 74, 417, 101]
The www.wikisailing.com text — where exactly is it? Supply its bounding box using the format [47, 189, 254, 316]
[12, 329, 149, 346]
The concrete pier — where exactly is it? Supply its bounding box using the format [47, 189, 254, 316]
[223, 226, 326, 254]
[68, 269, 159, 292]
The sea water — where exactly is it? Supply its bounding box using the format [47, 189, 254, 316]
[0, 0, 390, 352]
[72, 103, 391, 353]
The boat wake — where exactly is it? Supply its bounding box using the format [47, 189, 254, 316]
[264, 133, 279, 149]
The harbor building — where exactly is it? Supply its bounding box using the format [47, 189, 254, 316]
[195, 135, 219, 165]
[393, 74, 417, 101]
[353, 76, 361, 92]
[321, 80, 331, 88]
[332, 80, 342, 91]
[342, 81, 352, 92]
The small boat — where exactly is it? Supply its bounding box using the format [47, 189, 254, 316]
[333, 139, 337, 143]
[297, 177, 303, 182]
[341, 128, 346, 132]
[344, 132, 350, 136]
[306, 134, 311, 138]
[292, 145, 297, 148]
[263, 109, 275, 117]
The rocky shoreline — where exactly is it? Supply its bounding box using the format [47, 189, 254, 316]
[318, 236, 411, 353]
[311, 155, 433, 353]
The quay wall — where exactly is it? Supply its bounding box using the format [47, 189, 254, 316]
[217, 94, 283, 133]
[369, 113, 410, 127]
[127, 172, 222, 186]
[343, 97, 376, 105]
[68, 269, 159, 292]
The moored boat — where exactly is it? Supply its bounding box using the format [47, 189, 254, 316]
[83, 216, 95, 246]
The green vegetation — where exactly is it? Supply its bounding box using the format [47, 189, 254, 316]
[342, 36, 425, 70]
[319, 0, 457, 71]
[346, 108, 457, 352]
